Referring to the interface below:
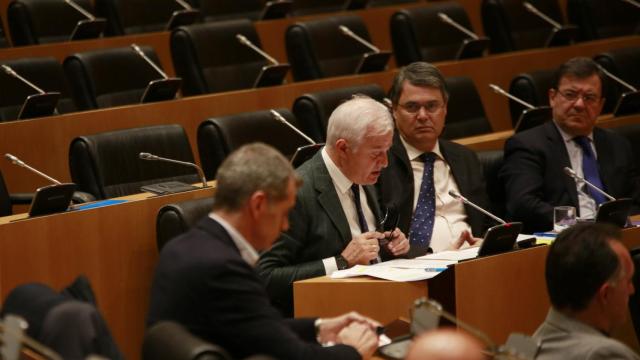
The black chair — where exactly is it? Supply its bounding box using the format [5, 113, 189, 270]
[64, 46, 171, 110]
[291, 0, 345, 16]
[189, 0, 264, 22]
[629, 247, 640, 345]
[0, 56, 77, 121]
[69, 124, 200, 200]
[481, 0, 569, 53]
[171, 20, 269, 96]
[476, 149, 506, 220]
[0, 16, 8, 48]
[143, 321, 231, 360]
[508, 68, 555, 127]
[286, 15, 377, 81]
[95, 0, 187, 36]
[442, 76, 492, 139]
[594, 47, 640, 114]
[7, 0, 98, 46]
[0, 170, 34, 217]
[390, 2, 481, 65]
[567, 0, 640, 41]
[156, 197, 214, 251]
[197, 109, 309, 179]
[292, 84, 386, 142]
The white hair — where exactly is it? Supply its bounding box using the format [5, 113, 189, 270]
[326, 95, 393, 149]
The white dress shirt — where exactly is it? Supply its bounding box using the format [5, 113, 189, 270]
[209, 212, 259, 266]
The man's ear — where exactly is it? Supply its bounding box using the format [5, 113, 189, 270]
[335, 139, 349, 156]
[596, 282, 613, 307]
[247, 191, 268, 218]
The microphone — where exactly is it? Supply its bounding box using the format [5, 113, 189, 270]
[138, 152, 208, 188]
[595, 64, 637, 92]
[236, 34, 279, 65]
[489, 83, 536, 110]
[449, 190, 507, 225]
[1, 65, 46, 95]
[130, 44, 169, 79]
[523, 1, 562, 30]
[270, 110, 316, 145]
[621, 0, 640, 9]
[338, 25, 380, 53]
[5, 153, 62, 185]
[175, 0, 194, 9]
[64, 0, 97, 20]
[563, 167, 616, 201]
[437, 12, 479, 40]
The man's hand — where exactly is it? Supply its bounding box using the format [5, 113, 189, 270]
[448, 230, 482, 250]
[341, 232, 384, 266]
[337, 322, 378, 359]
[383, 228, 410, 256]
[316, 311, 380, 344]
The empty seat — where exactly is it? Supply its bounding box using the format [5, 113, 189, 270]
[7, 0, 97, 46]
[64, 46, 171, 110]
[156, 197, 214, 251]
[143, 321, 231, 360]
[291, 0, 345, 16]
[197, 109, 309, 179]
[171, 19, 270, 96]
[391, 2, 480, 65]
[189, 0, 264, 22]
[508, 68, 555, 127]
[0, 56, 77, 121]
[69, 124, 200, 199]
[594, 47, 640, 114]
[481, 0, 569, 53]
[95, 0, 186, 36]
[567, 0, 640, 41]
[286, 15, 378, 81]
[292, 84, 386, 142]
[442, 76, 492, 139]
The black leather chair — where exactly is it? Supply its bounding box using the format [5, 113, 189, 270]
[7, 0, 96, 46]
[292, 84, 386, 142]
[0, 56, 77, 121]
[156, 197, 214, 251]
[594, 47, 640, 114]
[390, 2, 480, 65]
[286, 15, 376, 81]
[64, 46, 170, 110]
[95, 0, 186, 36]
[0, 16, 8, 48]
[442, 76, 492, 139]
[197, 109, 309, 179]
[69, 124, 200, 200]
[171, 20, 268, 96]
[567, 0, 640, 41]
[476, 149, 506, 220]
[189, 0, 264, 22]
[481, 0, 568, 53]
[508, 68, 555, 127]
[143, 321, 231, 360]
[291, 0, 345, 16]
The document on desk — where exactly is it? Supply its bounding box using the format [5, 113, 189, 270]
[417, 247, 480, 261]
[330, 259, 456, 282]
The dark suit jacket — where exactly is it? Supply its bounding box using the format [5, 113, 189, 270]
[499, 121, 640, 233]
[377, 133, 491, 258]
[147, 217, 359, 360]
[258, 151, 387, 316]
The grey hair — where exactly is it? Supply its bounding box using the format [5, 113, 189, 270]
[326, 95, 393, 149]
[389, 62, 449, 105]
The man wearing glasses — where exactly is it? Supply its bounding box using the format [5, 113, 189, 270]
[500, 57, 640, 233]
[378, 62, 491, 257]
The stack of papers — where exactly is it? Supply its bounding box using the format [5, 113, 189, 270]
[330, 259, 457, 282]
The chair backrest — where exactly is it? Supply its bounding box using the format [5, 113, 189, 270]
[481, 0, 566, 53]
[95, 0, 184, 36]
[291, 0, 345, 16]
[189, 0, 263, 22]
[7, 0, 94, 46]
[156, 197, 214, 251]
[69, 124, 199, 200]
[476, 149, 506, 220]
[0, 56, 76, 121]
[171, 19, 267, 96]
[143, 321, 231, 360]
[197, 109, 308, 179]
[567, 0, 640, 41]
[0, 16, 8, 48]
[442, 76, 492, 139]
[0, 170, 11, 217]
[292, 84, 386, 142]
[508, 68, 555, 127]
[594, 47, 640, 114]
[64, 46, 168, 110]
[286, 14, 374, 81]
[390, 2, 476, 65]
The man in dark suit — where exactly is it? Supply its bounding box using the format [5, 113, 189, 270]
[147, 143, 380, 360]
[378, 62, 490, 257]
[500, 57, 640, 233]
[258, 96, 410, 316]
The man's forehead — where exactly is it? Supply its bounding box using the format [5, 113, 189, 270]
[557, 74, 602, 91]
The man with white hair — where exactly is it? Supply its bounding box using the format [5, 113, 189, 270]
[258, 96, 410, 316]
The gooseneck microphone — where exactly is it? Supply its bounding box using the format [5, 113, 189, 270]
[130, 44, 169, 79]
[64, 0, 97, 20]
[338, 25, 380, 53]
[139, 152, 208, 188]
[523, 1, 563, 29]
[270, 110, 316, 145]
[621, 0, 640, 9]
[236, 34, 279, 65]
[595, 64, 637, 92]
[175, 0, 194, 9]
[437, 12, 479, 40]
[5, 153, 62, 185]
[563, 167, 616, 201]
[1, 65, 46, 94]
[489, 83, 535, 110]
[449, 190, 507, 224]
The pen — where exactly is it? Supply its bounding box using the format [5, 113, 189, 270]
[424, 267, 447, 272]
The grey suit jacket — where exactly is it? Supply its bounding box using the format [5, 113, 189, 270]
[533, 308, 640, 360]
[257, 150, 384, 316]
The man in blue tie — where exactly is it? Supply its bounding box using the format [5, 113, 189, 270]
[500, 57, 640, 233]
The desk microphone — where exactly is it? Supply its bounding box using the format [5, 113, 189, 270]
[5, 153, 62, 185]
[489, 83, 535, 110]
[139, 152, 208, 188]
[236, 34, 279, 65]
[563, 167, 616, 201]
[338, 25, 381, 53]
[175, 0, 194, 10]
[621, 0, 640, 9]
[270, 110, 316, 145]
[64, 0, 97, 20]
[595, 64, 637, 92]
[131, 44, 169, 79]
[1, 65, 46, 95]
[523, 1, 563, 30]
[449, 190, 507, 224]
[437, 12, 479, 40]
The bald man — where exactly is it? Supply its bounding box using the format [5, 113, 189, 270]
[406, 328, 486, 360]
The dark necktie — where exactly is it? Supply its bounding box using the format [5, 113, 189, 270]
[573, 136, 606, 205]
[351, 184, 369, 233]
[409, 153, 436, 246]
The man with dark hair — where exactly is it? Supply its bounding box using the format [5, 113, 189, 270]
[147, 143, 380, 360]
[378, 61, 490, 257]
[534, 223, 638, 359]
[500, 57, 640, 233]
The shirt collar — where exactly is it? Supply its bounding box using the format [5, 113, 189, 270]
[546, 307, 608, 337]
[399, 135, 443, 162]
[208, 212, 259, 266]
[321, 147, 353, 195]
[553, 121, 594, 144]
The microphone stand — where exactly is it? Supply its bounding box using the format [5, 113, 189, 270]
[270, 110, 316, 145]
[488, 83, 552, 132]
[449, 190, 507, 224]
[5, 153, 62, 184]
[522, 1, 577, 47]
[563, 167, 616, 201]
[139, 152, 208, 188]
[338, 25, 380, 53]
[131, 44, 169, 79]
[2, 65, 46, 95]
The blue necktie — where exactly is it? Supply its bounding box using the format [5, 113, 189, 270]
[351, 184, 369, 233]
[409, 153, 436, 246]
[573, 136, 607, 205]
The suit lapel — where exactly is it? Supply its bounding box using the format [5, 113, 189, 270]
[390, 132, 415, 204]
[439, 140, 466, 192]
[545, 122, 579, 206]
[363, 185, 382, 227]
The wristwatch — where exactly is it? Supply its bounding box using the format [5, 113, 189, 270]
[335, 255, 349, 270]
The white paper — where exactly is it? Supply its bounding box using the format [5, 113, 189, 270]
[417, 246, 480, 261]
[373, 258, 458, 269]
[331, 264, 445, 282]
